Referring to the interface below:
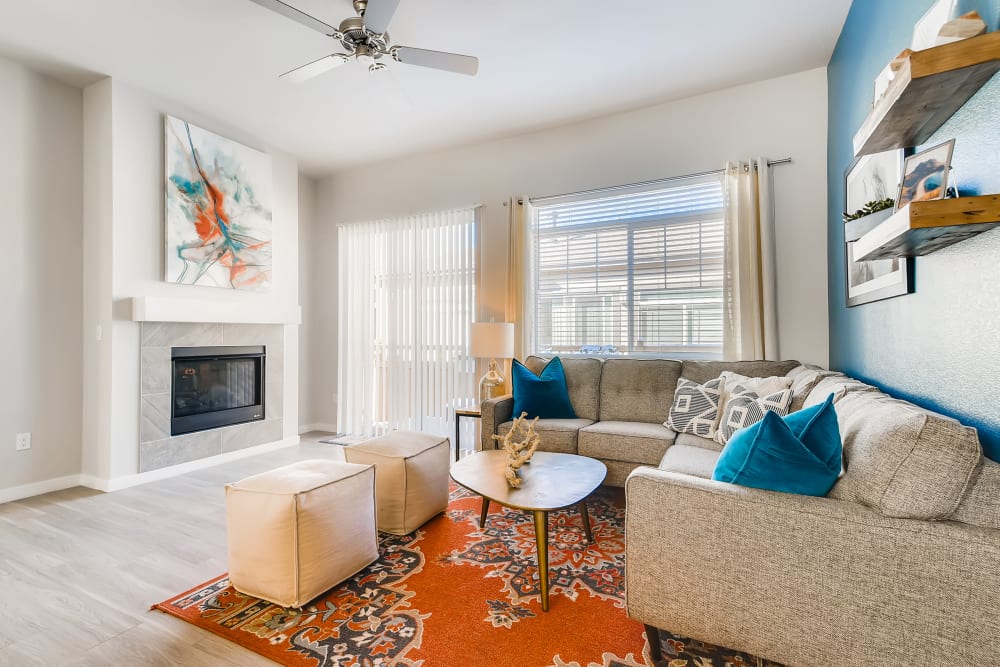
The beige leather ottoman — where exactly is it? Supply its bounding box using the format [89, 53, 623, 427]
[344, 431, 450, 535]
[225, 459, 378, 608]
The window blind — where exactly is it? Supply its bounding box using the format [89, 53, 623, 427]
[338, 208, 478, 438]
[532, 174, 724, 358]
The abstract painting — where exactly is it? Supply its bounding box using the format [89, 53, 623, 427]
[165, 116, 273, 291]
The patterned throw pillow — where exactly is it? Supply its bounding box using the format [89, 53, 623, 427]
[666, 377, 725, 438]
[716, 383, 794, 445]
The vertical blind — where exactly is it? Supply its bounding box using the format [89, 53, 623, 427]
[531, 174, 725, 358]
[338, 208, 478, 438]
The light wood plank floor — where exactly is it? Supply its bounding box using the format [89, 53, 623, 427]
[0, 433, 358, 666]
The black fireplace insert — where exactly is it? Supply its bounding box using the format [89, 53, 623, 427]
[171, 346, 265, 436]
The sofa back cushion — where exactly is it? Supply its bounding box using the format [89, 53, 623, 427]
[525, 356, 602, 422]
[829, 391, 982, 519]
[803, 374, 879, 409]
[599, 359, 682, 423]
[786, 365, 839, 412]
[681, 360, 799, 385]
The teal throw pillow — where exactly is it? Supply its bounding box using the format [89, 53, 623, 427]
[712, 394, 841, 497]
[511, 357, 577, 420]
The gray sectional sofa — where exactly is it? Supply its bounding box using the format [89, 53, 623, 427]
[480, 355, 801, 485]
[481, 355, 1000, 665]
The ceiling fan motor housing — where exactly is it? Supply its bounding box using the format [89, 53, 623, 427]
[338, 15, 388, 56]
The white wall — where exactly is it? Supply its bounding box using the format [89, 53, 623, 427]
[0, 56, 84, 493]
[296, 174, 334, 432]
[307, 68, 831, 426]
[81, 79, 302, 483]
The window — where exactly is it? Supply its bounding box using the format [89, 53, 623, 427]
[338, 208, 478, 437]
[531, 174, 724, 358]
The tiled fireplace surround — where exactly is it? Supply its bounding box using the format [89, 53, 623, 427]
[139, 322, 285, 472]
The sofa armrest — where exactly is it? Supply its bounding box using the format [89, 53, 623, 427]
[480, 395, 514, 452]
[624, 467, 1000, 665]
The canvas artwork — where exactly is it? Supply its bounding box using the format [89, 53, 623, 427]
[843, 149, 911, 307]
[165, 116, 273, 291]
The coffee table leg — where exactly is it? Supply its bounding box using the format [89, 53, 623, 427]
[479, 497, 490, 529]
[578, 500, 594, 543]
[532, 510, 550, 612]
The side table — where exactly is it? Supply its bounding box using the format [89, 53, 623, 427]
[454, 407, 482, 462]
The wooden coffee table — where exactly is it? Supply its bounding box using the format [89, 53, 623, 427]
[449, 450, 607, 611]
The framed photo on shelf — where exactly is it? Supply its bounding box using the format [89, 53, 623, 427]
[897, 139, 955, 210]
[844, 149, 912, 307]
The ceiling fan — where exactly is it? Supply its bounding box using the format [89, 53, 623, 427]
[249, 0, 479, 82]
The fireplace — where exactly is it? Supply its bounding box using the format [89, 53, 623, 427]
[171, 346, 265, 436]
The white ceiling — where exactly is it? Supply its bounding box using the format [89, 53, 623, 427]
[0, 0, 851, 176]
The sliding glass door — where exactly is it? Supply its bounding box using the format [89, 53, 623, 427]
[338, 208, 478, 438]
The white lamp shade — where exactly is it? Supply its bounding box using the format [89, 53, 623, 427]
[470, 322, 514, 359]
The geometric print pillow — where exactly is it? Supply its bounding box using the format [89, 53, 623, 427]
[716, 383, 794, 445]
[665, 377, 725, 438]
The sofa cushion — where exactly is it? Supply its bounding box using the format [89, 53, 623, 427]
[950, 459, 1000, 530]
[665, 377, 725, 439]
[716, 384, 794, 445]
[598, 358, 682, 423]
[511, 357, 576, 420]
[658, 444, 721, 479]
[674, 431, 724, 453]
[497, 418, 593, 455]
[681, 359, 799, 385]
[786, 365, 838, 412]
[579, 421, 676, 466]
[803, 375, 879, 409]
[717, 371, 793, 419]
[713, 396, 842, 497]
[525, 356, 602, 421]
[828, 391, 982, 519]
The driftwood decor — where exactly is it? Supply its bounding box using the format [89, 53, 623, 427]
[492, 412, 541, 488]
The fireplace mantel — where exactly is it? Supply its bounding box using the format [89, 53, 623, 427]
[130, 296, 301, 325]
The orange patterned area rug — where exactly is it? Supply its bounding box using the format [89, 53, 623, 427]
[154, 485, 774, 667]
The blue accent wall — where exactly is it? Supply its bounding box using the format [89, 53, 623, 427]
[828, 0, 1000, 461]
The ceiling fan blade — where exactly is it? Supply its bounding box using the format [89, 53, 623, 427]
[247, 0, 339, 36]
[362, 0, 400, 35]
[280, 54, 350, 83]
[392, 46, 478, 76]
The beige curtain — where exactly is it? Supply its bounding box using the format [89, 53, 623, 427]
[722, 159, 779, 361]
[505, 196, 534, 361]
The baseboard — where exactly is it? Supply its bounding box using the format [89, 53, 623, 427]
[0, 474, 85, 505]
[79, 435, 301, 493]
[299, 422, 338, 434]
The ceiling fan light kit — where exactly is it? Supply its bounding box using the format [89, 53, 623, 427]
[250, 0, 478, 81]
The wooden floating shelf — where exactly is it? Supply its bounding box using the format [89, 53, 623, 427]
[854, 195, 1000, 261]
[854, 32, 1000, 157]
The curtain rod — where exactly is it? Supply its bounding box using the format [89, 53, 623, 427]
[526, 157, 792, 205]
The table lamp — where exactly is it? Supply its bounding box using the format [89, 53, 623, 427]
[470, 322, 515, 403]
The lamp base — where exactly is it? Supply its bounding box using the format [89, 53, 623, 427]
[478, 358, 506, 404]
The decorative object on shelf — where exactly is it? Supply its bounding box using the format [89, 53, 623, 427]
[844, 149, 911, 307]
[471, 322, 515, 403]
[937, 11, 987, 45]
[897, 139, 955, 210]
[853, 195, 1000, 262]
[912, 0, 956, 51]
[853, 32, 1000, 157]
[164, 116, 273, 291]
[873, 49, 912, 106]
[492, 412, 541, 488]
[844, 199, 894, 222]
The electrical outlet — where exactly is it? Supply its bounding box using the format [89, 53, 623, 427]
[15, 433, 31, 451]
